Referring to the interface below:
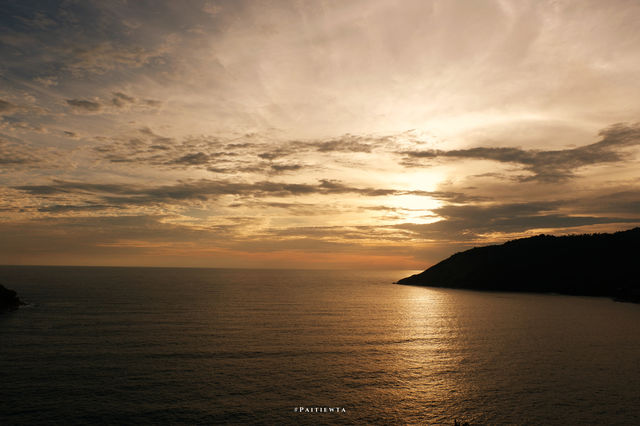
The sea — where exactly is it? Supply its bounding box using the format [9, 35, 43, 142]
[1, 266, 639, 425]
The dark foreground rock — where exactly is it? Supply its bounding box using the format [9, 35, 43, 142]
[397, 228, 640, 303]
[0, 284, 25, 312]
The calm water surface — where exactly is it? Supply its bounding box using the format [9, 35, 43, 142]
[1, 266, 639, 424]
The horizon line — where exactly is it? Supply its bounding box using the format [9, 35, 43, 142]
[0, 264, 423, 272]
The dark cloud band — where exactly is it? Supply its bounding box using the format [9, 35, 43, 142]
[400, 122, 640, 182]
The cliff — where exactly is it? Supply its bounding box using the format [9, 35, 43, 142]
[397, 227, 640, 302]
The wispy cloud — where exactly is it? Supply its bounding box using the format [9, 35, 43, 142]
[13, 178, 477, 208]
[63, 41, 167, 76]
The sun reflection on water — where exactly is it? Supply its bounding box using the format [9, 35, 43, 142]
[375, 285, 474, 423]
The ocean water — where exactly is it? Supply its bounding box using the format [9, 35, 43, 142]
[1, 266, 639, 425]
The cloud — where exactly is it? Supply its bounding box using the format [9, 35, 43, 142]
[169, 152, 211, 166]
[2, 1, 640, 268]
[400, 123, 640, 182]
[93, 129, 256, 171]
[202, 2, 222, 16]
[0, 99, 18, 115]
[37, 203, 122, 213]
[313, 135, 381, 153]
[89, 130, 408, 177]
[573, 190, 640, 216]
[270, 163, 303, 173]
[14, 181, 132, 196]
[138, 127, 175, 143]
[64, 41, 167, 76]
[66, 99, 102, 113]
[14, 10, 57, 30]
[64, 93, 162, 114]
[33, 76, 58, 87]
[257, 149, 292, 160]
[0, 137, 40, 166]
[207, 165, 264, 174]
[230, 200, 335, 215]
[13, 178, 475, 209]
[0, 215, 209, 258]
[112, 92, 135, 107]
[0, 214, 426, 269]
[0, 99, 38, 116]
[254, 134, 393, 161]
[393, 200, 640, 242]
[111, 92, 162, 109]
[0, 135, 73, 170]
[143, 99, 162, 108]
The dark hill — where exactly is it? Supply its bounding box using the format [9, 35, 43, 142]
[0, 284, 25, 312]
[397, 227, 640, 303]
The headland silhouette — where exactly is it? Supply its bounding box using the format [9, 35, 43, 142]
[397, 228, 640, 303]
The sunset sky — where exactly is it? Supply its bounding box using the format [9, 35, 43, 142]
[1, 0, 639, 269]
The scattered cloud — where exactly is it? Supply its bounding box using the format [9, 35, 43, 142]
[0, 138, 39, 165]
[0, 136, 68, 168]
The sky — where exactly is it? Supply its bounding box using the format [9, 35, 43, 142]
[1, 0, 639, 269]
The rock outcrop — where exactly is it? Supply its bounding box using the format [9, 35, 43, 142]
[0, 284, 25, 312]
